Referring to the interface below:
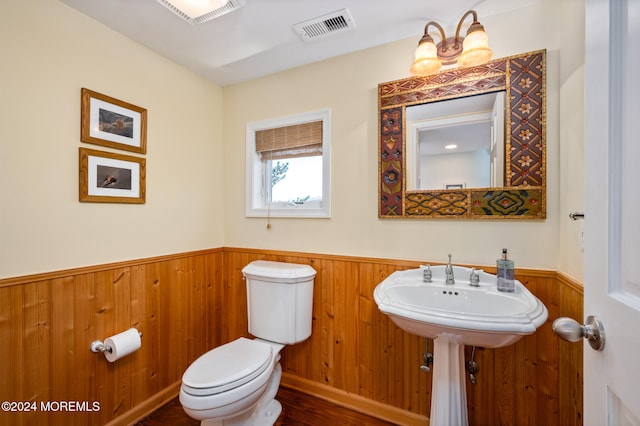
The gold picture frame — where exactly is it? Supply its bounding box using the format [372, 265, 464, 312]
[81, 88, 147, 154]
[79, 148, 146, 204]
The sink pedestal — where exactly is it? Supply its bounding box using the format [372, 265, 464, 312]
[430, 333, 468, 426]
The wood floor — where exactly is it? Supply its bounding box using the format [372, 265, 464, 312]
[134, 387, 397, 426]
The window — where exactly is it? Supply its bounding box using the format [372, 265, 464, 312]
[246, 109, 331, 218]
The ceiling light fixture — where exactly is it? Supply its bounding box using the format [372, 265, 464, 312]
[410, 10, 493, 76]
[157, 0, 245, 25]
[445, 144, 458, 150]
[169, 0, 229, 19]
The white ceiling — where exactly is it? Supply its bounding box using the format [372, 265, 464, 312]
[58, 0, 537, 87]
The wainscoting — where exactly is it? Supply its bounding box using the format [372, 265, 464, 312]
[0, 248, 583, 425]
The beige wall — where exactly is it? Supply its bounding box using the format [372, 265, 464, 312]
[223, 2, 573, 271]
[557, 0, 586, 281]
[1, 0, 585, 280]
[0, 0, 225, 278]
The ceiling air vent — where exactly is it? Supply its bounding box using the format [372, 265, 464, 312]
[293, 8, 356, 41]
[157, 0, 246, 25]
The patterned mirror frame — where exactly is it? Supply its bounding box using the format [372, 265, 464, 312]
[379, 49, 546, 219]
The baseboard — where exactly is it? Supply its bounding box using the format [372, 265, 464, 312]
[106, 380, 182, 426]
[107, 375, 427, 425]
[281, 373, 429, 426]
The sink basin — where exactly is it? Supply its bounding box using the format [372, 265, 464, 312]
[373, 265, 548, 348]
[374, 264, 548, 425]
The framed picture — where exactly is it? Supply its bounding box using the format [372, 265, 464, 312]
[79, 148, 146, 204]
[81, 88, 147, 154]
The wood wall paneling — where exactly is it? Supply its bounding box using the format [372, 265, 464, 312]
[0, 249, 583, 426]
[0, 251, 220, 426]
[557, 273, 584, 426]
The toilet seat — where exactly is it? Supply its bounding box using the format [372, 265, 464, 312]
[181, 338, 273, 396]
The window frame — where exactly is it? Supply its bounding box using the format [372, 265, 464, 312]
[245, 109, 331, 218]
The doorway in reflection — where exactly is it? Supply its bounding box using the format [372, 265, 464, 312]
[406, 91, 505, 190]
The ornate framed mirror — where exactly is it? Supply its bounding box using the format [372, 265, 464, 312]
[378, 49, 546, 219]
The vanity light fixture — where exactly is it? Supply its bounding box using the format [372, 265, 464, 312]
[410, 10, 493, 76]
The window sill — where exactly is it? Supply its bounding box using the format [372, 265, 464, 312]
[245, 206, 330, 218]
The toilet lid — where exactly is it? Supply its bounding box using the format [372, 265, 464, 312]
[182, 338, 273, 396]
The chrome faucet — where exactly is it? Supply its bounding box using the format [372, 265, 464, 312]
[445, 254, 455, 285]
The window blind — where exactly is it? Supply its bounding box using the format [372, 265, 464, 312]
[255, 121, 322, 160]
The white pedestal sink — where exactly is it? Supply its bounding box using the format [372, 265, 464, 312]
[373, 265, 548, 426]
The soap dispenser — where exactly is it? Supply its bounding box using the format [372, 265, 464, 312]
[496, 248, 515, 292]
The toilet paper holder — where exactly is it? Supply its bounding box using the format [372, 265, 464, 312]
[90, 331, 143, 354]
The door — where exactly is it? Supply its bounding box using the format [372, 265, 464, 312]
[583, 0, 640, 424]
[489, 92, 504, 187]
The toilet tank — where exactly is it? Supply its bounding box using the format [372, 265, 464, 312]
[242, 260, 316, 345]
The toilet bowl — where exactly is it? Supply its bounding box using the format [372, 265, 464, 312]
[179, 338, 285, 425]
[179, 260, 316, 426]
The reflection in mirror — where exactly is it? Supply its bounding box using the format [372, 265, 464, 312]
[406, 92, 505, 190]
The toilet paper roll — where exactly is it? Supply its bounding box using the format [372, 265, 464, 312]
[103, 328, 141, 362]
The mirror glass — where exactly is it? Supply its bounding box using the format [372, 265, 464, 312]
[406, 92, 505, 190]
[378, 50, 546, 219]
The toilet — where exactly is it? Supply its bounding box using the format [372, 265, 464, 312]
[179, 260, 316, 426]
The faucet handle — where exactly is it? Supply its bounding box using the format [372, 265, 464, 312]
[469, 268, 482, 287]
[420, 264, 433, 283]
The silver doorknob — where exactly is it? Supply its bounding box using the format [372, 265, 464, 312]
[552, 315, 605, 351]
